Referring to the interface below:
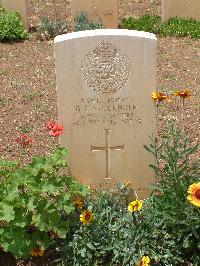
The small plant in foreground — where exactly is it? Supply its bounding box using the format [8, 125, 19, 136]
[37, 17, 68, 40]
[53, 125, 199, 266]
[74, 13, 102, 32]
[55, 184, 153, 266]
[144, 125, 200, 265]
[0, 148, 88, 261]
[0, 7, 28, 41]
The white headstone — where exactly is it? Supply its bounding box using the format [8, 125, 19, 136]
[71, 0, 118, 29]
[162, 0, 200, 21]
[54, 29, 156, 197]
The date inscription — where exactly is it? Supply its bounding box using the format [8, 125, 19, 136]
[73, 97, 141, 126]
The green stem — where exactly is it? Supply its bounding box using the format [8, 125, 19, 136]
[181, 98, 185, 133]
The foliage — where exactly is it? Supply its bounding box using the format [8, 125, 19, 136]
[158, 17, 200, 39]
[74, 13, 102, 32]
[37, 17, 68, 40]
[144, 125, 200, 265]
[53, 125, 199, 265]
[0, 7, 28, 41]
[121, 14, 200, 39]
[121, 14, 160, 33]
[0, 148, 88, 259]
[54, 185, 157, 266]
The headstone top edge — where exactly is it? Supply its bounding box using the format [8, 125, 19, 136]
[54, 29, 157, 43]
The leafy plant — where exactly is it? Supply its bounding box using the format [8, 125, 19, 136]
[53, 125, 199, 266]
[37, 17, 68, 40]
[121, 14, 200, 39]
[0, 8, 28, 41]
[74, 13, 102, 32]
[121, 14, 160, 33]
[0, 148, 88, 259]
[159, 17, 200, 39]
[54, 185, 157, 266]
[144, 124, 200, 265]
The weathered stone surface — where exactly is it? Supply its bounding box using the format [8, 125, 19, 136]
[71, 0, 118, 29]
[54, 29, 156, 197]
[162, 0, 200, 21]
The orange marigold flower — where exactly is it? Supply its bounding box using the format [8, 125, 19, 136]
[174, 89, 191, 98]
[187, 182, 200, 207]
[80, 210, 94, 225]
[16, 134, 33, 147]
[31, 247, 45, 257]
[152, 91, 169, 101]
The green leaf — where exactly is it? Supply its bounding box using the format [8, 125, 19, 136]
[0, 202, 15, 222]
[55, 221, 69, 238]
[26, 196, 36, 212]
[40, 182, 57, 193]
[11, 209, 28, 228]
[86, 243, 96, 250]
[1, 227, 32, 258]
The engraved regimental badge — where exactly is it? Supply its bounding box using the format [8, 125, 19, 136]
[81, 40, 131, 94]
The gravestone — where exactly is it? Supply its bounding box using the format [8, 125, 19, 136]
[71, 0, 118, 29]
[0, 0, 28, 29]
[54, 29, 156, 197]
[162, 0, 200, 21]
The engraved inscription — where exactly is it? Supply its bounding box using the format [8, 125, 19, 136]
[91, 129, 124, 179]
[72, 97, 142, 127]
[81, 41, 131, 94]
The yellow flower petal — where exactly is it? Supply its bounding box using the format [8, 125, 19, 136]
[128, 200, 143, 212]
[187, 182, 200, 207]
[140, 256, 150, 266]
[152, 91, 169, 101]
[80, 210, 94, 225]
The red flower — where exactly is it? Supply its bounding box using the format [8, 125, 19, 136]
[16, 134, 33, 147]
[46, 121, 64, 136]
[46, 121, 55, 130]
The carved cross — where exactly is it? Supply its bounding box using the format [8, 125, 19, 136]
[91, 129, 124, 179]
